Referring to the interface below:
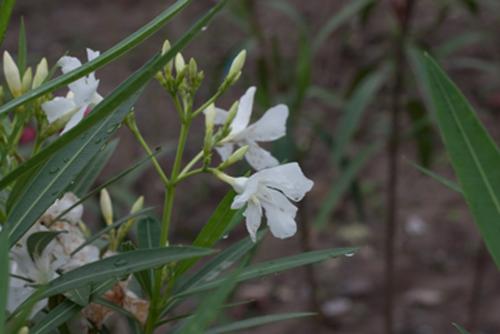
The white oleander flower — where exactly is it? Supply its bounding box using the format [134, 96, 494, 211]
[42, 48, 103, 134]
[8, 193, 99, 316]
[211, 86, 289, 170]
[220, 162, 314, 241]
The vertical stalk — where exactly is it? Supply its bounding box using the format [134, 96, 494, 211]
[145, 120, 191, 334]
[385, 1, 415, 333]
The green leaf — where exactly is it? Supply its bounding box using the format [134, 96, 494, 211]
[71, 207, 155, 255]
[71, 138, 119, 196]
[0, 0, 228, 191]
[174, 190, 239, 278]
[315, 143, 380, 228]
[41, 247, 215, 299]
[135, 217, 161, 297]
[453, 323, 472, 334]
[332, 69, 386, 164]
[29, 300, 80, 334]
[65, 284, 91, 306]
[205, 312, 315, 334]
[26, 231, 65, 261]
[313, 0, 374, 52]
[161, 233, 262, 317]
[408, 161, 461, 194]
[174, 262, 243, 334]
[173, 247, 356, 298]
[0, 0, 192, 116]
[416, 52, 500, 267]
[0, 0, 15, 46]
[17, 18, 27, 74]
[7, 90, 142, 247]
[0, 227, 9, 330]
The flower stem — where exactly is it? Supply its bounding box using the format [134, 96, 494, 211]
[126, 114, 169, 186]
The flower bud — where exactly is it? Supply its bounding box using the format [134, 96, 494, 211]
[161, 39, 171, 55]
[21, 67, 32, 93]
[188, 58, 198, 80]
[17, 326, 29, 334]
[32, 57, 48, 89]
[219, 145, 249, 169]
[227, 50, 246, 81]
[175, 53, 186, 74]
[204, 104, 216, 134]
[3, 51, 22, 97]
[100, 188, 113, 225]
[161, 39, 173, 73]
[131, 195, 144, 214]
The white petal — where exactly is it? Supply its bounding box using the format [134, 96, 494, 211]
[61, 107, 86, 134]
[231, 177, 257, 209]
[45, 193, 84, 223]
[204, 107, 228, 125]
[244, 142, 279, 171]
[244, 201, 262, 242]
[230, 87, 256, 135]
[57, 56, 82, 74]
[237, 104, 288, 142]
[255, 162, 314, 201]
[70, 78, 99, 106]
[86, 48, 100, 61]
[215, 143, 234, 162]
[261, 188, 298, 239]
[42, 97, 77, 123]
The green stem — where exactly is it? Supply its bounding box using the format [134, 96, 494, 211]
[145, 120, 191, 333]
[178, 151, 203, 178]
[126, 115, 170, 186]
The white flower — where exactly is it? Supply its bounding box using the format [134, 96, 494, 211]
[225, 162, 313, 241]
[43, 192, 83, 224]
[42, 48, 103, 134]
[211, 87, 289, 170]
[7, 193, 99, 316]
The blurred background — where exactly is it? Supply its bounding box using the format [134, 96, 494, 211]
[5, 0, 500, 333]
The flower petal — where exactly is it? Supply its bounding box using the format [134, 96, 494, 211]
[260, 188, 297, 239]
[61, 106, 86, 134]
[231, 177, 257, 209]
[230, 87, 256, 135]
[215, 143, 234, 162]
[204, 107, 229, 125]
[45, 192, 84, 223]
[255, 162, 314, 201]
[42, 97, 77, 123]
[238, 104, 288, 142]
[70, 78, 99, 106]
[244, 200, 262, 242]
[57, 56, 82, 74]
[244, 142, 279, 171]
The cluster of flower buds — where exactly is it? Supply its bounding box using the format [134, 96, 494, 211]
[155, 40, 204, 106]
[2, 51, 48, 99]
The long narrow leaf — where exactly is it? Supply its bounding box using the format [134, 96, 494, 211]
[416, 52, 500, 267]
[0, 227, 9, 331]
[453, 323, 472, 334]
[0, 0, 15, 46]
[173, 247, 356, 298]
[39, 247, 215, 299]
[29, 300, 80, 334]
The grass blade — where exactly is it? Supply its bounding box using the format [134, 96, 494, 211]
[315, 143, 380, 228]
[408, 161, 461, 194]
[313, 0, 373, 52]
[416, 52, 500, 267]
